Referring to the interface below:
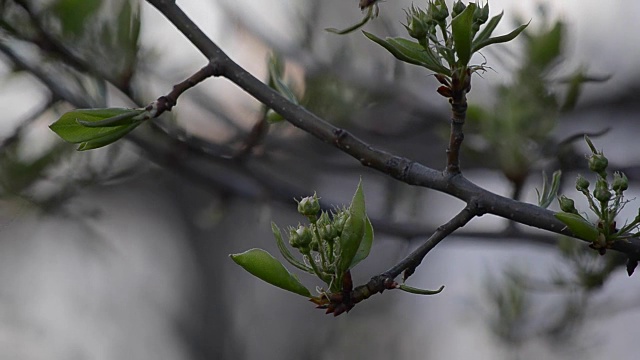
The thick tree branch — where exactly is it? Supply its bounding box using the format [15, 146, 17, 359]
[144, 0, 640, 261]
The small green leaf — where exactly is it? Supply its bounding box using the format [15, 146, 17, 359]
[338, 180, 367, 273]
[349, 216, 374, 269]
[363, 32, 451, 76]
[272, 222, 314, 273]
[50, 108, 145, 150]
[537, 170, 562, 209]
[472, 11, 504, 47]
[451, 3, 476, 65]
[77, 111, 143, 128]
[554, 212, 599, 242]
[230, 248, 311, 297]
[76, 123, 140, 151]
[266, 109, 285, 124]
[268, 57, 298, 105]
[398, 283, 445, 295]
[326, 5, 375, 35]
[471, 22, 529, 54]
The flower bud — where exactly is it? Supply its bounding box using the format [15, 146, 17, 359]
[429, 0, 449, 23]
[588, 153, 608, 176]
[575, 175, 590, 192]
[289, 225, 313, 251]
[332, 210, 348, 234]
[593, 179, 611, 203]
[452, 0, 466, 18]
[474, 3, 489, 25]
[612, 172, 628, 193]
[558, 195, 578, 214]
[297, 193, 320, 217]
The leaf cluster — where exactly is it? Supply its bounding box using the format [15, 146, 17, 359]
[364, 1, 527, 84]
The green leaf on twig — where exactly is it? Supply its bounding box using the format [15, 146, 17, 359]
[338, 179, 367, 273]
[50, 108, 145, 150]
[451, 3, 476, 66]
[554, 212, 599, 242]
[363, 32, 451, 75]
[230, 248, 311, 297]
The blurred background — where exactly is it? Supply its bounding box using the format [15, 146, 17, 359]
[1, 0, 640, 359]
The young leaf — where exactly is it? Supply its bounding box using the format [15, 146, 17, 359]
[338, 180, 367, 273]
[471, 22, 529, 54]
[50, 108, 145, 150]
[76, 123, 140, 151]
[348, 216, 374, 269]
[230, 248, 311, 297]
[472, 11, 504, 46]
[451, 3, 476, 65]
[554, 212, 600, 242]
[268, 56, 298, 105]
[326, 5, 376, 35]
[398, 283, 445, 295]
[363, 32, 451, 75]
[536, 170, 562, 209]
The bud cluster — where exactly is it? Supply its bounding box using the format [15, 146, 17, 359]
[556, 136, 638, 254]
[272, 182, 372, 295]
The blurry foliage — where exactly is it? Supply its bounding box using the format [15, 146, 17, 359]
[486, 239, 626, 353]
[0, 0, 143, 205]
[465, 9, 607, 185]
[300, 73, 373, 126]
[0, 143, 68, 197]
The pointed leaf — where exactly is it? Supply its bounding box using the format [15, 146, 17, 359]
[554, 212, 599, 242]
[230, 248, 311, 297]
[76, 123, 140, 151]
[451, 3, 476, 65]
[50, 108, 143, 144]
[363, 32, 451, 75]
[398, 283, 445, 295]
[471, 22, 529, 54]
[272, 222, 314, 273]
[472, 11, 503, 47]
[338, 180, 367, 273]
[349, 216, 374, 269]
[326, 6, 375, 35]
[77, 110, 144, 128]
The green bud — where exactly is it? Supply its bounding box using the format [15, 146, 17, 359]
[588, 153, 608, 176]
[612, 172, 628, 193]
[406, 17, 428, 40]
[405, 6, 432, 40]
[333, 210, 348, 234]
[319, 224, 338, 243]
[558, 195, 578, 214]
[593, 179, 611, 203]
[429, 0, 449, 22]
[476, 3, 489, 24]
[576, 175, 590, 192]
[452, 0, 466, 18]
[289, 225, 313, 251]
[297, 193, 321, 217]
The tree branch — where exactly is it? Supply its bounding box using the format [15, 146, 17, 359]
[144, 0, 640, 261]
[385, 199, 482, 280]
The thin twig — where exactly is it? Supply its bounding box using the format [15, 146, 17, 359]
[385, 199, 482, 280]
